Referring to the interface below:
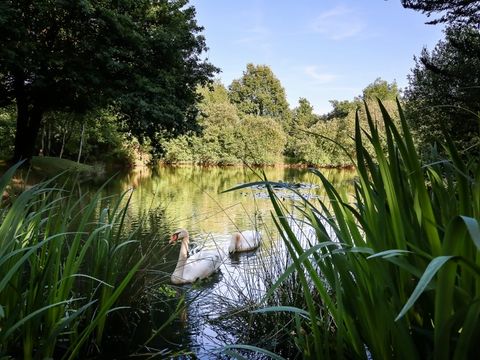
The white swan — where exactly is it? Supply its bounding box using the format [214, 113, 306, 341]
[228, 230, 261, 253]
[170, 229, 224, 284]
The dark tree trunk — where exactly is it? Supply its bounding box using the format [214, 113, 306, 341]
[11, 72, 44, 164]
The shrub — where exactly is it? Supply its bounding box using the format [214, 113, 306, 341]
[237, 115, 287, 165]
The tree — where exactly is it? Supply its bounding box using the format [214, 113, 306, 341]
[401, 0, 480, 26]
[229, 64, 291, 126]
[237, 115, 286, 165]
[293, 98, 318, 128]
[163, 81, 241, 165]
[290, 79, 400, 166]
[285, 98, 318, 158]
[405, 26, 480, 154]
[361, 78, 400, 102]
[326, 100, 358, 120]
[195, 82, 241, 164]
[198, 80, 230, 105]
[0, 0, 217, 162]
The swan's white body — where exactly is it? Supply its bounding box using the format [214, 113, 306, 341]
[170, 229, 224, 284]
[228, 230, 261, 253]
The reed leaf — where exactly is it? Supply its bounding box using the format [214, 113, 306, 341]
[251, 305, 311, 318]
[396, 256, 454, 321]
[236, 100, 479, 358]
[0, 167, 159, 359]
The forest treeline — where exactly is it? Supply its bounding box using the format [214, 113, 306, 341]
[163, 74, 400, 166]
[1, 1, 480, 359]
[0, 0, 478, 167]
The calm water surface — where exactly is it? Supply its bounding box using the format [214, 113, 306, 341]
[99, 165, 355, 359]
[4, 164, 354, 358]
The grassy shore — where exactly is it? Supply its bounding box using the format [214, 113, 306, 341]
[0, 163, 168, 359]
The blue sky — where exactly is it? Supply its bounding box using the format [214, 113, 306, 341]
[189, 0, 445, 114]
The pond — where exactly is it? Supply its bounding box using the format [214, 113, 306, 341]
[1, 163, 355, 358]
[96, 165, 355, 358]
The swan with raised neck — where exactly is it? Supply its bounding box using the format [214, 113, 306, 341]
[170, 229, 224, 284]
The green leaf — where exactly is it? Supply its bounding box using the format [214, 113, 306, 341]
[0, 161, 24, 194]
[2, 298, 83, 341]
[396, 256, 454, 321]
[251, 306, 311, 319]
[460, 216, 480, 250]
[367, 249, 411, 259]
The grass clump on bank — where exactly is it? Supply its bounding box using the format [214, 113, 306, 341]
[31, 155, 93, 171]
[229, 100, 480, 359]
[0, 165, 162, 359]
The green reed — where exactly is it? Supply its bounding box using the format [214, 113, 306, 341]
[0, 166, 148, 359]
[229, 100, 480, 359]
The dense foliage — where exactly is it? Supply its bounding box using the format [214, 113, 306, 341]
[163, 69, 401, 166]
[405, 26, 480, 156]
[163, 81, 287, 165]
[0, 0, 216, 162]
[401, 0, 480, 25]
[229, 64, 291, 127]
[0, 106, 147, 168]
[2, 0, 474, 168]
[0, 165, 169, 359]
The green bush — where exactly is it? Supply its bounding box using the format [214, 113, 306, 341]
[237, 115, 286, 165]
[196, 102, 241, 165]
[162, 134, 197, 164]
[162, 108, 287, 166]
[0, 107, 16, 159]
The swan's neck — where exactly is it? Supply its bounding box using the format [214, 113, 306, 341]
[172, 236, 189, 283]
[229, 233, 240, 252]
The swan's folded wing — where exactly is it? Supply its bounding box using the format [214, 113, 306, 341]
[182, 250, 224, 281]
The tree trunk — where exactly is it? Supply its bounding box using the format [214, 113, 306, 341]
[11, 72, 44, 164]
[77, 122, 85, 163]
[59, 129, 67, 159]
[12, 107, 43, 163]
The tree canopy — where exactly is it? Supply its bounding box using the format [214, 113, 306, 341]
[361, 78, 400, 102]
[405, 26, 480, 154]
[401, 0, 480, 26]
[0, 0, 217, 161]
[293, 98, 318, 128]
[228, 64, 291, 126]
[163, 82, 287, 165]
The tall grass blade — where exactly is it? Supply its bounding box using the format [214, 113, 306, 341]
[65, 256, 144, 360]
[396, 256, 454, 321]
[251, 306, 311, 319]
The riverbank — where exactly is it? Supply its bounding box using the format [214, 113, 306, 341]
[155, 159, 355, 170]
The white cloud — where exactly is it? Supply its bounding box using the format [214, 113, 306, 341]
[304, 65, 336, 83]
[311, 5, 365, 40]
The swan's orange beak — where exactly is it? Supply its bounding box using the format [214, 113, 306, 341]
[169, 233, 179, 244]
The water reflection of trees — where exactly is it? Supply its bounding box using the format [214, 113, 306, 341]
[107, 166, 355, 236]
[98, 166, 355, 356]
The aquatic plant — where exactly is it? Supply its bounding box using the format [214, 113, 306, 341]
[0, 166, 158, 359]
[226, 100, 480, 359]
